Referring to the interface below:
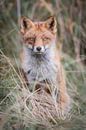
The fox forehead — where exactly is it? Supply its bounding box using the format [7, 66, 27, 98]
[24, 22, 55, 38]
[34, 22, 46, 30]
[25, 30, 55, 39]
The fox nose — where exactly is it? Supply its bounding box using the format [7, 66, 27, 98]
[36, 46, 42, 52]
[33, 46, 45, 53]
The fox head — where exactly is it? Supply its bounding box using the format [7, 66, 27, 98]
[20, 16, 57, 54]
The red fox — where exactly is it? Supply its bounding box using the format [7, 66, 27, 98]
[20, 16, 71, 113]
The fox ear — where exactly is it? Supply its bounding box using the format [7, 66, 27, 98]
[45, 16, 57, 33]
[20, 17, 34, 34]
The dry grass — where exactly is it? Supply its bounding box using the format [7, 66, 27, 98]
[0, 51, 72, 128]
[0, 0, 86, 130]
[0, 49, 86, 130]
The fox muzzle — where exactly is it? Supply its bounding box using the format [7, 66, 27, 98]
[27, 44, 49, 54]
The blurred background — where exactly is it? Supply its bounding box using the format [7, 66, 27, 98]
[0, 0, 86, 130]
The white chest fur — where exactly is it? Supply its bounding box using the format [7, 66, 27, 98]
[22, 46, 58, 85]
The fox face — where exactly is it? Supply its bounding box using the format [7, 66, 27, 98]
[20, 16, 57, 54]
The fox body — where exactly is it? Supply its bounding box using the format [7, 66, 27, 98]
[21, 45, 58, 85]
[20, 16, 71, 112]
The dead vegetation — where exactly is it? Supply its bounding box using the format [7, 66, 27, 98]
[0, 0, 86, 130]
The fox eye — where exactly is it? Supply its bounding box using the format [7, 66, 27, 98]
[42, 37, 50, 42]
[27, 37, 35, 44]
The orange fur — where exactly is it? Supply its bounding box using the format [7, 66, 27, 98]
[20, 16, 71, 113]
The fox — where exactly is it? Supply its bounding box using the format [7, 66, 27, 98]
[20, 16, 71, 113]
